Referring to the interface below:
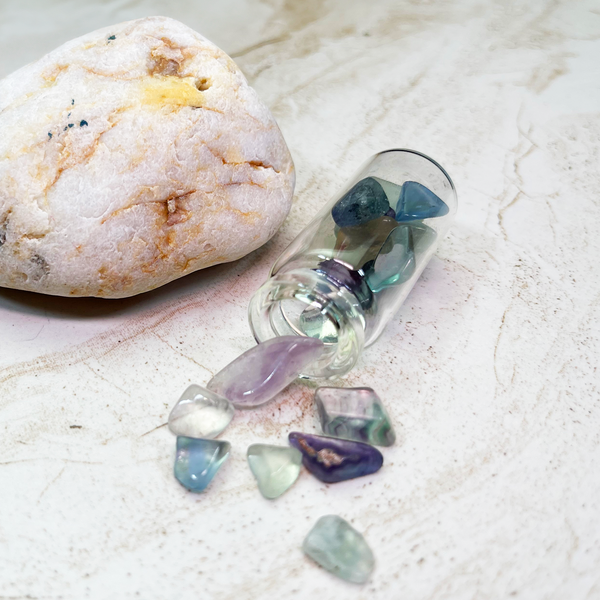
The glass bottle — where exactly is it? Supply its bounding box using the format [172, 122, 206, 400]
[248, 149, 457, 379]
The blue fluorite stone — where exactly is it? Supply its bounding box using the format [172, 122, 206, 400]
[174, 437, 230, 492]
[288, 432, 383, 483]
[331, 177, 390, 227]
[366, 224, 415, 292]
[395, 181, 449, 222]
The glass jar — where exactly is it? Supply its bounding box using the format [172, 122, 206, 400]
[248, 149, 457, 379]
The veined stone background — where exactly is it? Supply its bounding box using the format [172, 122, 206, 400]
[0, 0, 599, 598]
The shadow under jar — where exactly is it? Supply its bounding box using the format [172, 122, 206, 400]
[249, 149, 457, 379]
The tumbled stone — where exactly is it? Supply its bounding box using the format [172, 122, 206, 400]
[247, 444, 302, 499]
[315, 387, 396, 447]
[0, 16, 294, 298]
[288, 432, 383, 483]
[410, 221, 438, 254]
[315, 259, 374, 311]
[168, 384, 234, 439]
[174, 437, 230, 493]
[303, 515, 375, 584]
[331, 177, 389, 227]
[207, 337, 324, 409]
[366, 224, 415, 292]
[395, 181, 449, 222]
[299, 306, 340, 344]
[334, 216, 398, 270]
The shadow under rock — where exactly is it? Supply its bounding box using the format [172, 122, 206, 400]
[0, 256, 254, 321]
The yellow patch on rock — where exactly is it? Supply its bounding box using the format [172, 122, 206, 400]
[140, 75, 204, 109]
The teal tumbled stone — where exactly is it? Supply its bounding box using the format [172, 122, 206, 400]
[366, 224, 415, 292]
[174, 437, 230, 493]
[395, 180, 449, 222]
[303, 515, 375, 584]
[315, 387, 396, 447]
[247, 444, 302, 499]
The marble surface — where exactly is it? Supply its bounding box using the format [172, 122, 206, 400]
[1, 1, 599, 598]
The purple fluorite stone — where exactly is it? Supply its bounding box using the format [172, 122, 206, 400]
[316, 259, 374, 311]
[207, 337, 324, 409]
[288, 432, 383, 483]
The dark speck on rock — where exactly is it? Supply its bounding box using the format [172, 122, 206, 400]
[71, 99, 75, 105]
[107, 35, 116, 42]
[68, 123, 74, 128]
[80, 120, 88, 127]
[48, 132, 52, 139]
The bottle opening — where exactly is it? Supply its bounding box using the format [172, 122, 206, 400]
[248, 269, 365, 379]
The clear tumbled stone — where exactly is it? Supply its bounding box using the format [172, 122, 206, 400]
[168, 384, 234, 439]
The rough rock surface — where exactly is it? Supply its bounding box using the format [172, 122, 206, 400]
[0, 16, 294, 297]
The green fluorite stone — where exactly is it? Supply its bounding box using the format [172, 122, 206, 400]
[303, 515, 375, 584]
[315, 386, 395, 447]
[247, 444, 302, 499]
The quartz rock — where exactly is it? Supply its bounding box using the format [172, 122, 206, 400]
[247, 444, 302, 499]
[288, 432, 383, 483]
[331, 178, 389, 227]
[303, 515, 375, 584]
[395, 181, 449, 222]
[366, 224, 415, 292]
[315, 387, 396, 446]
[207, 337, 324, 409]
[174, 436, 230, 492]
[168, 384, 234, 439]
[0, 16, 294, 298]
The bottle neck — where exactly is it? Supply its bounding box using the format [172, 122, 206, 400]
[248, 268, 366, 379]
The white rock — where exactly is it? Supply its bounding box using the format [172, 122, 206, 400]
[0, 17, 294, 298]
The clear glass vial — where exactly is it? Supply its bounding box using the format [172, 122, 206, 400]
[249, 149, 457, 379]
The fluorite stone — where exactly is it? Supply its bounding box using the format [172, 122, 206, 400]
[299, 306, 339, 344]
[168, 384, 234, 439]
[411, 220, 438, 253]
[288, 432, 383, 483]
[315, 259, 374, 311]
[174, 437, 230, 493]
[331, 177, 390, 227]
[366, 224, 415, 292]
[207, 337, 324, 409]
[334, 215, 398, 270]
[247, 444, 302, 499]
[315, 387, 396, 447]
[303, 515, 375, 584]
[395, 180, 449, 222]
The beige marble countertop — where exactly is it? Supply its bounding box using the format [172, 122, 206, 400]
[1, 1, 599, 598]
